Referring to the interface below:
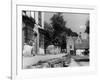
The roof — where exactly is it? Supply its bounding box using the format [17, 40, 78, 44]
[67, 36, 89, 49]
[75, 39, 89, 49]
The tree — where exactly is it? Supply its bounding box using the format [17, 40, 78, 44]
[50, 13, 78, 47]
[71, 31, 78, 37]
[44, 22, 54, 40]
[85, 20, 89, 34]
[44, 22, 54, 34]
[50, 13, 66, 38]
[44, 22, 54, 49]
[50, 13, 69, 49]
[64, 27, 78, 37]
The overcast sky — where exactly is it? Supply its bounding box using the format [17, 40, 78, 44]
[44, 12, 89, 34]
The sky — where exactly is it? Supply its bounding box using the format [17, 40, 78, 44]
[44, 12, 89, 34]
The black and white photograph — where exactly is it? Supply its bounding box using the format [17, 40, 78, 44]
[0, 0, 99, 80]
[22, 11, 90, 69]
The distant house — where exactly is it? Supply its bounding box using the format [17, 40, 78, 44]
[75, 38, 89, 50]
[66, 36, 74, 54]
[66, 34, 89, 55]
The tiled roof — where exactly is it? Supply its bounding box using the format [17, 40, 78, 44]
[75, 39, 89, 49]
[67, 36, 89, 49]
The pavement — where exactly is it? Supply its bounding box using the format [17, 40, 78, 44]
[71, 55, 89, 61]
[69, 55, 89, 67]
[69, 58, 89, 67]
[69, 58, 81, 67]
[23, 54, 89, 69]
[23, 53, 67, 69]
